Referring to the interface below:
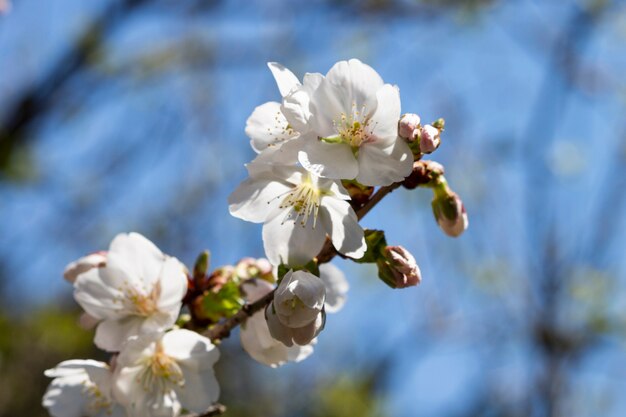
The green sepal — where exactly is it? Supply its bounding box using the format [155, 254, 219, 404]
[193, 250, 210, 280]
[352, 230, 387, 264]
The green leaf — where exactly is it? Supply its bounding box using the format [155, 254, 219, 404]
[201, 281, 244, 322]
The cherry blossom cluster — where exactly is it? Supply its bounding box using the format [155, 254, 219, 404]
[43, 59, 468, 417]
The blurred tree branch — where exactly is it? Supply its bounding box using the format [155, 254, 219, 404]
[0, 0, 149, 177]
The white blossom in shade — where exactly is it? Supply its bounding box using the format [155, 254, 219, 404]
[273, 270, 325, 327]
[73, 233, 188, 352]
[298, 59, 413, 186]
[239, 279, 314, 367]
[63, 251, 107, 283]
[266, 303, 324, 347]
[319, 263, 349, 313]
[244, 63, 324, 168]
[42, 360, 125, 417]
[228, 165, 366, 266]
[112, 329, 220, 417]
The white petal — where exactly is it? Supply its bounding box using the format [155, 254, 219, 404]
[280, 72, 323, 132]
[94, 316, 145, 352]
[73, 268, 126, 320]
[298, 140, 359, 180]
[265, 303, 295, 347]
[366, 84, 402, 142]
[309, 77, 352, 137]
[156, 257, 187, 313]
[356, 138, 413, 186]
[175, 365, 220, 412]
[108, 233, 165, 285]
[267, 62, 301, 97]
[262, 213, 327, 266]
[162, 329, 220, 370]
[274, 271, 325, 327]
[325, 59, 384, 108]
[240, 311, 292, 367]
[42, 373, 90, 417]
[247, 136, 302, 174]
[320, 198, 366, 259]
[319, 263, 349, 313]
[245, 101, 298, 153]
[291, 312, 324, 345]
[228, 175, 292, 223]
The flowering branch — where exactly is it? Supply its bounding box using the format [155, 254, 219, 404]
[205, 181, 404, 341]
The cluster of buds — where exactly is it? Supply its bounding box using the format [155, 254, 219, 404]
[398, 113, 444, 155]
[188, 253, 275, 325]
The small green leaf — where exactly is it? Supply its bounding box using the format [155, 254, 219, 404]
[201, 281, 244, 321]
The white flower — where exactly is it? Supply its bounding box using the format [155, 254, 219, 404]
[112, 329, 220, 417]
[63, 251, 107, 283]
[228, 165, 366, 266]
[273, 270, 325, 326]
[239, 279, 314, 367]
[73, 233, 188, 351]
[297, 59, 413, 186]
[264, 270, 326, 347]
[319, 263, 349, 313]
[42, 360, 125, 417]
[244, 63, 323, 168]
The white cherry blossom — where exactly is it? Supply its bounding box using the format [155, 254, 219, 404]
[228, 165, 366, 266]
[298, 58, 413, 186]
[239, 279, 314, 367]
[112, 329, 220, 417]
[244, 63, 323, 167]
[73, 233, 188, 351]
[273, 270, 325, 327]
[42, 360, 125, 417]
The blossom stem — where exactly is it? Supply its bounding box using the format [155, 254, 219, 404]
[204, 182, 401, 342]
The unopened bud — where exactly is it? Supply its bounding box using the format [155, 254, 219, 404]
[398, 113, 421, 140]
[432, 190, 468, 237]
[63, 251, 107, 283]
[377, 246, 421, 288]
[432, 118, 445, 130]
[235, 257, 274, 282]
[419, 124, 441, 154]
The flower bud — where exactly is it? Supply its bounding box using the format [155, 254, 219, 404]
[63, 251, 107, 283]
[274, 270, 325, 328]
[402, 160, 445, 190]
[235, 257, 274, 282]
[377, 246, 421, 288]
[418, 124, 441, 154]
[266, 302, 325, 347]
[432, 190, 468, 237]
[398, 113, 421, 140]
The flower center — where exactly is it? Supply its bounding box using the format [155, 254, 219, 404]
[279, 177, 323, 227]
[137, 342, 184, 394]
[83, 382, 113, 414]
[126, 281, 161, 317]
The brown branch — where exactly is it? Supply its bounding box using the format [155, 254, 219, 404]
[204, 182, 402, 342]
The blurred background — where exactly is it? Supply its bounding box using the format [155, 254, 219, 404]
[1, 0, 626, 416]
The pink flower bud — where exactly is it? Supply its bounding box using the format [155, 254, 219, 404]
[63, 251, 107, 283]
[382, 246, 421, 288]
[419, 124, 441, 154]
[398, 113, 421, 140]
[235, 257, 274, 282]
[432, 191, 468, 237]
